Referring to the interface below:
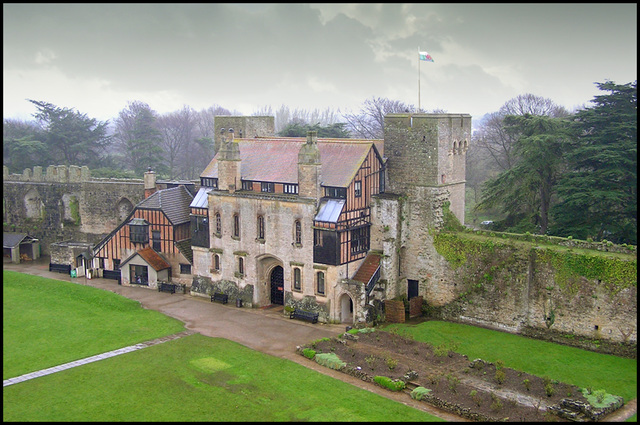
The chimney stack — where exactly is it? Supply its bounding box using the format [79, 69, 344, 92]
[144, 167, 157, 198]
[298, 131, 322, 199]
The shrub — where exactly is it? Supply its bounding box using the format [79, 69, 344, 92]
[374, 376, 405, 392]
[495, 369, 506, 385]
[314, 353, 346, 370]
[385, 357, 398, 370]
[433, 343, 449, 357]
[545, 382, 555, 397]
[446, 374, 459, 393]
[470, 390, 482, 407]
[302, 348, 316, 359]
[495, 360, 504, 370]
[365, 355, 377, 370]
[523, 378, 531, 391]
[410, 386, 432, 401]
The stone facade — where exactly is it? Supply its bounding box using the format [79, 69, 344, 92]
[213, 116, 275, 153]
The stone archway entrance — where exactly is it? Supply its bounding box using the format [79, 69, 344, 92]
[270, 265, 284, 305]
[339, 293, 353, 324]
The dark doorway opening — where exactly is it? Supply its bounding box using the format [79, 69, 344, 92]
[270, 265, 284, 305]
[408, 279, 419, 299]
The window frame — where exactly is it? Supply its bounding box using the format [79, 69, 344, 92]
[294, 219, 302, 245]
[261, 182, 275, 193]
[215, 212, 222, 236]
[180, 263, 192, 275]
[129, 222, 149, 244]
[257, 215, 265, 240]
[241, 180, 253, 191]
[283, 183, 298, 194]
[233, 213, 240, 238]
[316, 271, 325, 295]
[354, 180, 362, 197]
[293, 267, 302, 291]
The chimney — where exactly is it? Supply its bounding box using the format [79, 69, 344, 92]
[217, 129, 241, 193]
[297, 131, 322, 199]
[144, 167, 157, 198]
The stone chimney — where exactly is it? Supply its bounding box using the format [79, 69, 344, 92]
[217, 128, 241, 193]
[298, 131, 322, 199]
[144, 168, 157, 198]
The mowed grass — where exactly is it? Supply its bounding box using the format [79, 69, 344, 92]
[385, 321, 637, 402]
[3, 334, 443, 421]
[3, 270, 185, 379]
[3, 271, 443, 421]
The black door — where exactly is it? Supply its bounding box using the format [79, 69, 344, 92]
[270, 265, 284, 305]
[408, 279, 419, 299]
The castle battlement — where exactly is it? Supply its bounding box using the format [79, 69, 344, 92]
[3, 165, 91, 183]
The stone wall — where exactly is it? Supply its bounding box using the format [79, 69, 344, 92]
[3, 165, 145, 255]
[213, 116, 275, 153]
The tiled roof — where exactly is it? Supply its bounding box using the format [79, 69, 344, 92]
[137, 185, 193, 225]
[175, 239, 193, 264]
[201, 138, 379, 188]
[3, 233, 35, 248]
[121, 247, 171, 271]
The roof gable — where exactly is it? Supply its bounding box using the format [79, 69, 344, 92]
[120, 247, 170, 271]
[201, 138, 381, 188]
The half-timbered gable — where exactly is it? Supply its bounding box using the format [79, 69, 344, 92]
[93, 185, 194, 285]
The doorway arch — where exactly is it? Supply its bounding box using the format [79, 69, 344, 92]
[270, 265, 284, 305]
[339, 293, 354, 324]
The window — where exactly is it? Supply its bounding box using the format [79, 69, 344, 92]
[242, 180, 253, 191]
[314, 229, 323, 247]
[215, 213, 222, 235]
[113, 259, 121, 270]
[238, 257, 244, 275]
[293, 267, 301, 291]
[294, 220, 302, 245]
[283, 184, 298, 194]
[257, 215, 265, 240]
[350, 226, 370, 253]
[213, 254, 220, 271]
[152, 230, 161, 251]
[233, 214, 240, 238]
[129, 219, 149, 244]
[325, 186, 347, 199]
[316, 271, 325, 295]
[261, 182, 275, 193]
[201, 177, 218, 188]
[130, 265, 148, 285]
[354, 180, 362, 197]
[180, 263, 191, 274]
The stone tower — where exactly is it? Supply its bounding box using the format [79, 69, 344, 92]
[383, 113, 470, 224]
[297, 131, 322, 199]
[217, 128, 242, 193]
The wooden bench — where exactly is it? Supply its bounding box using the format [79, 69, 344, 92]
[49, 263, 71, 274]
[211, 292, 228, 304]
[158, 282, 176, 294]
[289, 308, 319, 324]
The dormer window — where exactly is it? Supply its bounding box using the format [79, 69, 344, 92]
[325, 186, 346, 199]
[261, 182, 275, 193]
[200, 177, 218, 188]
[128, 218, 149, 244]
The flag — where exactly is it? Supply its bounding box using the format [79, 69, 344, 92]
[419, 51, 434, 62]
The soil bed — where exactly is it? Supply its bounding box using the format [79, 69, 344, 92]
[298, 328, 623, 422]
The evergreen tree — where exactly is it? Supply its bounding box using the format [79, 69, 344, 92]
[551, 81, 637, 244]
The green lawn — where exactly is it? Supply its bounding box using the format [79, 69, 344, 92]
[3, 271, 443, 422]
[3, 334, 443, 421]
[385, 321, 637, 403]
[3, 270, 185, 379]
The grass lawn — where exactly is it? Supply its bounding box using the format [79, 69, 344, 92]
[385, 321, 637, 403]
[3, 270, 185, 379]
[3, 334, 443, 421]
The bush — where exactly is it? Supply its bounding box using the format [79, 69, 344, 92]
[385, 357, 398, 370]
[410, 386, 432, 401]
[374, 376, 405, 392]
[314, 353, 346, 370]
[495, 369, 506, 385]
[302, 348, 316, 359]
[522, 378, 531, 391]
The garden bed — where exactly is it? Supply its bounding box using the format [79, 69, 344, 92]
[297, 328, 624, 422]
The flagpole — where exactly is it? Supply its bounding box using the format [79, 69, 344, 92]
[418, 47, 421, 111]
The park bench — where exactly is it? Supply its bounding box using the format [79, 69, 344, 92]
[211, 292, 228, 304]
[49, 263, 71, 274]
[289, 308, 319, 324]
[158, 282, 176, 294]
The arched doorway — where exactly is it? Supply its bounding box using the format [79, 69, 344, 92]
[340, 293, 353, 324]
[270, 265, 284, 305]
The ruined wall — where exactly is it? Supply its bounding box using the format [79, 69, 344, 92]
[3, 166, 145, 254]
[429, 231, 637, 354]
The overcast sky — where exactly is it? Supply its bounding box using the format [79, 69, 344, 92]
[3, 3, 637, 125]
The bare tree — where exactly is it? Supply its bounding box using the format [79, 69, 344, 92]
[253, 104, 342, 133]
[158, 106, 197, 180]
[474, 94, 569, 172]
[341, 97, 440, 139]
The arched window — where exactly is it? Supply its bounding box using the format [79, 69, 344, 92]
[294, 220, 302, 245]
[293, 267, 301, 291]
[257, 215, 265, 240]
[233, 214, 240, 238]
[215, 212, 222, 235]
[213, 254, 220, 271]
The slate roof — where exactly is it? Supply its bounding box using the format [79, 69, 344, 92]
[120, 247, 171, 271]
[200, 138, 381, 188]
[3, 233, 37, 249]
[137, 185, 193, 225]
[175, 239, 193, 264]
